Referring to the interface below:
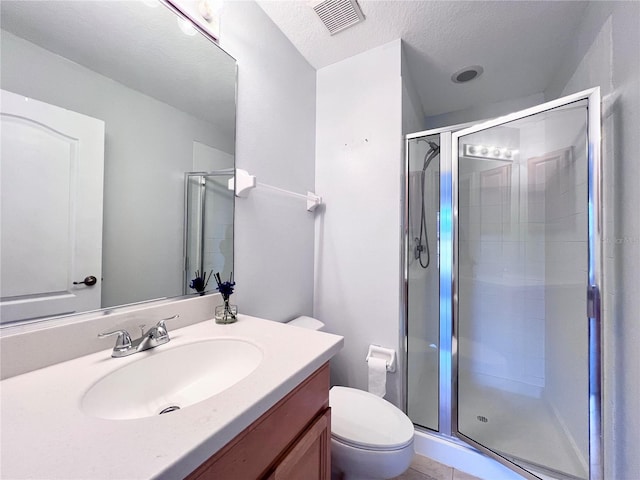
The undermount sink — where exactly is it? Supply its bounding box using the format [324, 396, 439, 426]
[81, 339, 263, 420]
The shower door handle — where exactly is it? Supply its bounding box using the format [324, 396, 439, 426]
[436, 211, 441, 269]
[587, 284, 600, 318]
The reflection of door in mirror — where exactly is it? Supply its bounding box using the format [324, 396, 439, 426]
[0, 89, 105, 324]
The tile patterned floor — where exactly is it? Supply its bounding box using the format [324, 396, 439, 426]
[392, 454, 483, 480]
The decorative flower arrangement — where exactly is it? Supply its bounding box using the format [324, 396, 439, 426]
[214, 271, 237, 323]
[189, 270, 212, 295]
[214, 272, 235, 299]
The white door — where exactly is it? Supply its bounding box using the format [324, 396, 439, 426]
[1, 89, 105, 324]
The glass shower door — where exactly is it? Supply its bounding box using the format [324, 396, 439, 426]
[406, 134, 441, 431]
[452, 89, 601, 480]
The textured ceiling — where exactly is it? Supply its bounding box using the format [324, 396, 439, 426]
[0, 1, 236, 137]
[257, 0, 590, 117]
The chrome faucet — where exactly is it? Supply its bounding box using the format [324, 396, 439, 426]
[98, 315, 179, 358]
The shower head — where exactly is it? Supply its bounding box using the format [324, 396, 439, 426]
[418, 138, 440, 153]
[421, 141, 440, 172]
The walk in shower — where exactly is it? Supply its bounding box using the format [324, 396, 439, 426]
[404, 89, 602, 480]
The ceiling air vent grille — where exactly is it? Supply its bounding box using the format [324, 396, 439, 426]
[313, 0, 365, 36]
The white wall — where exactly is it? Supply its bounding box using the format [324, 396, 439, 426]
[425, 92, 545, 130]
[314, 40, 404, 406]
[0, 31, 229, 308]
[544, 3, 640, 479]
[217, 1, 317, 321]
[402, 42, 428, 135]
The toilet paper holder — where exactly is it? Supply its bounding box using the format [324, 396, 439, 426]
[366, 345, 396, 373]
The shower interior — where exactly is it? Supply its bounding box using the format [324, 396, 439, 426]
[406, 95, 595, 480]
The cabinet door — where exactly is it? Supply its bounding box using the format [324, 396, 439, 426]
[267, 408, 331, 480]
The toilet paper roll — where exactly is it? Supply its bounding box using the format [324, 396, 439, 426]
[368, 357, 388, 398]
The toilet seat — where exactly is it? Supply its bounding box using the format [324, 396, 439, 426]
[329, 386, 414, 451]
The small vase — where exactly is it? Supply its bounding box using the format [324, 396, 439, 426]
[215, 299, 237, 324]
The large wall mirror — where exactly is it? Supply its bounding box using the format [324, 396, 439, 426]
[0, 1, 236, 326]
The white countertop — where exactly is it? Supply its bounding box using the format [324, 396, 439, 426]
[0, 315, 343, 479]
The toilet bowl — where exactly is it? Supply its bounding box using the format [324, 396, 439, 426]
[330, 386, 414, 480]
[287, 317, 415, 480]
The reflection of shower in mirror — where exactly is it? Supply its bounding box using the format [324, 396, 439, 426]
[183, 169, 234, 295]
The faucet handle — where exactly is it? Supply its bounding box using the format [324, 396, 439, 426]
[98, 329, 132, 351]
[151, 314, 179, 340]
[155, 314, 179, 330]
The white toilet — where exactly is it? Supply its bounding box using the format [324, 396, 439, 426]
[287, 316, 415, 480]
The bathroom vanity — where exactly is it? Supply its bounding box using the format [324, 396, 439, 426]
[0, 314, 343, 479]
[187, 363, 331, 479]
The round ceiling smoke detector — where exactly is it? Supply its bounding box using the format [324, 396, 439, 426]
[451, 66, 484, 84]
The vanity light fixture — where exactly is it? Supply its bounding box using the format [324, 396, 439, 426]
[196, 0, 222, 40]
[463, 143, 518, 162]
[198, 0, 223, 22]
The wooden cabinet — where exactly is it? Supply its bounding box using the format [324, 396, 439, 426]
[186, 363, 331, 480]
[267, 408, 331, 480]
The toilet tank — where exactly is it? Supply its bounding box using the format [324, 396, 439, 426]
[287, 316, 325, 331]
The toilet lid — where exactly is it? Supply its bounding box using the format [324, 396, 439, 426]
[329, 386, 414, 450]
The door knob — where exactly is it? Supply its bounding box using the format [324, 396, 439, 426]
[73, 275, 98, 286]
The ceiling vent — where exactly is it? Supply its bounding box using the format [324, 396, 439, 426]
[313, 0, 365, 36]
